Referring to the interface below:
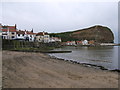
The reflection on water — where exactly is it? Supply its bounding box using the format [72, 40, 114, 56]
[49, 46, 119, 70]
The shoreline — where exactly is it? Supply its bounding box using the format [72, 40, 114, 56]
[3, 49, 120, 72]
[9, 49, 119, 72]
[48, 54, 120, 72]
[2, 50, 118, 88]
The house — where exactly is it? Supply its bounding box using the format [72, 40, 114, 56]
[35, 32, 50, 43]
[88, 40, 95, 45]
[49, 37, 62, 42]
[1, 24, 17, 39]
[76, 41, 82, 45]
[16, 30, 36, 41]
[26, 30, 36, 42]
[66, 41, 76, 46]
[82, 40, 88, 45]
[16, 30, 25, 40]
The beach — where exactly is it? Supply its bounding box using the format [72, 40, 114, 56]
[2, 50, 118, 88]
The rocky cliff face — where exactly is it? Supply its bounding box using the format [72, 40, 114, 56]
[71, 25, 114, 43]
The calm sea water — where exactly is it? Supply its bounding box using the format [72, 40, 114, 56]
[49, 46, 119, 70]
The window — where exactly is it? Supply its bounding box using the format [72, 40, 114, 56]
[2, 26, 7, 29]
[22, 34, 24, 36]
[2, 36, 5, 39]
[12, 36, 14, 38]
[18, 34, 20, 36]
[12, 32, 14, 34]
[44, 35, 49, 38]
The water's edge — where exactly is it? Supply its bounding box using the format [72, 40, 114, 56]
[48, 54, 120, 73]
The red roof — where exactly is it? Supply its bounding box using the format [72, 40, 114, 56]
[36, 32, 48, 36]
[16, 30, 25, 34]
[26, 31, 36, 35]
[16, 30, 36, 35]
[2, 26, 16, 32]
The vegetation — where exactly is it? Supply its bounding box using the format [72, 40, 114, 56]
[49, 25, 114, 43]
[49, 31, 78, 42]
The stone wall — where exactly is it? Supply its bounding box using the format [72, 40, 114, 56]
[2, 39, 61, 50]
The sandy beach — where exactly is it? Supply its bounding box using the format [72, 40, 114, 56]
[2, 50, 118, 88]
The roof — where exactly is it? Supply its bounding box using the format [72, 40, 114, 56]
[26, 31, 36, 35]
[51, 37, 61, 39]
[16, 30, 36, 35]
[16, 30, 25, 34]
[36, 32, 48, 36]
[2, 26, 16, 32]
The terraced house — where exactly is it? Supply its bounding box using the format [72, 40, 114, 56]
[1, 24, 62, 43]
[1, 24, 36, 42]
[16, 30, 36, 42]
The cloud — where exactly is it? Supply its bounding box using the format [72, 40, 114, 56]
[2, 1, 118, 42]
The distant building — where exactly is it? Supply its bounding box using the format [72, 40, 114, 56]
[82, 40, 88, 45]
[66, 41, 76, 45]
[76, 41, 82, 45]
[49, 37, 62, 42]
[35, 32, 50, 43]
[88, 40, 95, 45]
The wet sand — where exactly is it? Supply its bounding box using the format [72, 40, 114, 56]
[2, 51, 118, 88]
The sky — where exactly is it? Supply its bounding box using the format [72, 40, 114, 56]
[1, 0, 119, 43]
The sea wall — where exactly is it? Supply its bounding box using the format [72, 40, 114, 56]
[2, 39, 61, 50]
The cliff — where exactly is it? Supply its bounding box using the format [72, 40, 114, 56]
[49, 25, 114, 43]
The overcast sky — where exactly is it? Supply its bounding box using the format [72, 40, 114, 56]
[1, 0, 119, 43]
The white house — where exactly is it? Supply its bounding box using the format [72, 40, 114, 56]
[66, 41, 76, 45]
[35, 32, 50, 43]
[16, 30, 36, 41]
[82, 40, 88, 45]
[49, 37, 62, 42]
[16, 30, 25, 40]
[26, 31, 36, 42]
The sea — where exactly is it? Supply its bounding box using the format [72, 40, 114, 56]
[49, 46, 119, 70]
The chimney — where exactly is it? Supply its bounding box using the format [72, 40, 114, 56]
[43, 31, 45, 35]
[15, 24, 17, 29]
[31, 28, 33, 33]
